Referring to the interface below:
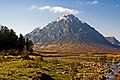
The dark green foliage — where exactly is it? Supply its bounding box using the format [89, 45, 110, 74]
[17, 34, 25, 51]
[26, 38, 33, 52]
[0, 26, 19, 51]
[0, 26, 33, 55]
[0, 26, 9, 50]
[8, 29, 18, 49]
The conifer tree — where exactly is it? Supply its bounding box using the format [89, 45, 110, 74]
[18, 34, 25, 52]
[26, 38, 33, 52]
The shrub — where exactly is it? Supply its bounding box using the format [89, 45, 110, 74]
[7, 49, 19, 56]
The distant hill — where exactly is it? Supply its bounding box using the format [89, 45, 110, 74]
[25, 14, 120, 53]
[105, 36, 120, 46]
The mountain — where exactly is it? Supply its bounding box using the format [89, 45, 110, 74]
[105, 36, 120, 46]
[25, 14, 120, 53]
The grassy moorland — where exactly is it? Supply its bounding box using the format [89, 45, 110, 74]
[0, 52, 120, 80]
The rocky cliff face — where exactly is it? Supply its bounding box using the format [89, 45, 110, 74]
[105, 36, 120, 46]
[25, 14, 120, 53]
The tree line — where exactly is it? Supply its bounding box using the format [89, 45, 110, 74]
[0, 26, 33, 55]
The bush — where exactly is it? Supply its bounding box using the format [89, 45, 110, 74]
[0, 50, 6, 62]
[7, 49, 19, 56]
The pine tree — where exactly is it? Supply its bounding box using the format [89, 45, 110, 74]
[18, 34, 25, 52]
[0, 26, 10, 50]
[0, 26, 34, 55]
[8, 29, 18, 49]
[26, 38, 33, 52]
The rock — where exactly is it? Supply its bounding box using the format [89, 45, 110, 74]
[61, 71, 68, 75]
[32, 73, 54, 80]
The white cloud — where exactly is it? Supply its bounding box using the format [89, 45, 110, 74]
[29, 5, 37, 10]
[87, 0, 98, 5]
[115, 4, 119, 7]
[76, 1, 83, 4]
[29, 5, 79, 14]
[81, 11, 84, 13]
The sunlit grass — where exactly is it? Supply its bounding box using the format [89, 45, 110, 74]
[0, 52, 120, 79]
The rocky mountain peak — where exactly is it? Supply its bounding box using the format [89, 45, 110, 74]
[52, 13, 79, 23]
[25, 14, 109, 44]
[25, 14, 120, 53]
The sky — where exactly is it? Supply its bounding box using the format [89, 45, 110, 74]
[0, 0, 120, 40]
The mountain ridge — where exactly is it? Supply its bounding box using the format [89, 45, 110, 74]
[25, 14, 120, 53]
[105, 36, 120, 46]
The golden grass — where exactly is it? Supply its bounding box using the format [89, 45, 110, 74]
[0, 52, 120, 79]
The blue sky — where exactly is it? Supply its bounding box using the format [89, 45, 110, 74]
[0, 0, 120, 40]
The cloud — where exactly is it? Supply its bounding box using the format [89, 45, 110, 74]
[87, 0, 98, 5]
[29, 5, 37, 10]
[76, 1, 83, 4]
[29, 5, 79, 14]
[115, 4, 119, 7]
[81, 11, 84, 13]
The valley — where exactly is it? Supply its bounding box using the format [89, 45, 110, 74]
[0, 14, 119, 80]
[0, 0, 120, 80]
